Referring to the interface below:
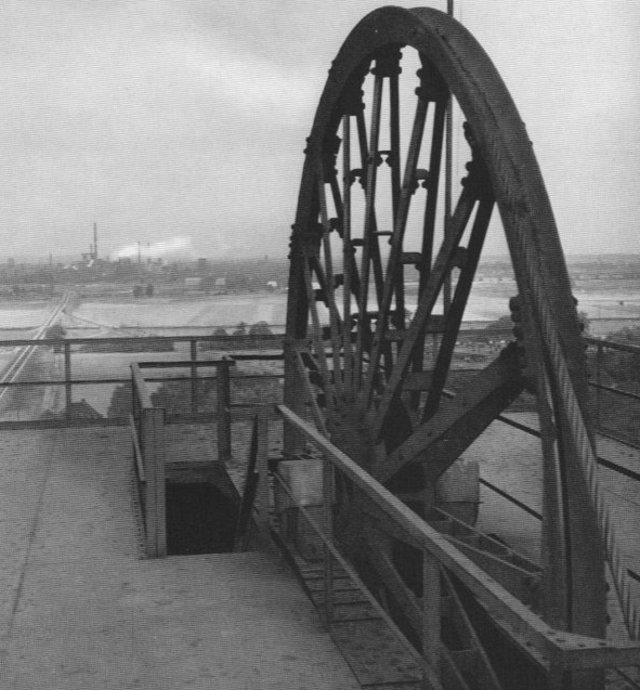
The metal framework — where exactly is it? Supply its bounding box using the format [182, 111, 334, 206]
[283, 7, 640, 688]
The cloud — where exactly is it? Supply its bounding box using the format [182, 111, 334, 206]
[0, 0, 637, 259]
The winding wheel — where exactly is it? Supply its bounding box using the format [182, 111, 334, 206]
[281, 7, 639, 688]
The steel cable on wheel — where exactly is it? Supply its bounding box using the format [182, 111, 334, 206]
[475, 93, 640, 639]
[517, 225, 640, 641]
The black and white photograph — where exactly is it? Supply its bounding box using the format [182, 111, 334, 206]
[0, 2, 638, 688]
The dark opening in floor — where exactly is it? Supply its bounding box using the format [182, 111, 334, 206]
[166, 482, 239, 555]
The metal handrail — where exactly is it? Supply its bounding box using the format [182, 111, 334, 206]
[585, 335, 640, 355]
[276, 404, 640, 676]
[271, 468, 428, 672]
[590, 381, 640, 402]
[0, 330, 636, 440]
[0, 331, 284, 427]
[0, 333, 284, 348]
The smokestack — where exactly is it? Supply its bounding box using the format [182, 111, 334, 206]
[93, 222, 98, 260]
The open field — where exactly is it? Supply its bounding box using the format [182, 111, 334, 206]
[67, 293, 288, 331]
[0, 301, 54, 330]
[0, 279, 637, 423]
[1, 275, 640, 336]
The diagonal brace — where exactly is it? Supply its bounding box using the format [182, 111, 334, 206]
[377, 346, 524, 484]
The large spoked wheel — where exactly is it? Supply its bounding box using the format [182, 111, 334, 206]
[284, 5, 608, 669]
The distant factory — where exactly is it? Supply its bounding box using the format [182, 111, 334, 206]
[80, 222, 100, 266]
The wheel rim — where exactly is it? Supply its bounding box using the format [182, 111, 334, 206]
[284, 5, 605, 646]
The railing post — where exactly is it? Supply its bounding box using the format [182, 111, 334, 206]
[322, 452, 335, 626]
[142, 406, 166, 557]
[422, 551, 441, 683]
[190, 338, 198, 414]
[131, 370, 138, 425]
[131, 372, 138, 455]
[130, 365, 138, 445]
[64, 341, 72, 422]
[596, 339, 603, 434]
[255, 407, 270, 531]
[216, 358, 232, 463]
[141, 408, 156, 556]
[283, 338, 307, 458]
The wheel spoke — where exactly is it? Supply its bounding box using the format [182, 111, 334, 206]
[294, 348, 329, 436]
[419, 97, 446, 301]
[356, 109, 369, 166]
[354, 72, 383, 389]
[373, 183, 477, 440]
[317, 175, 345, 399]
[408, 95, 447, 413]
[389, 65, 402, 223]
[421, 197, 494, 421]
[342, 115, 355, 397]
[302, 242, 336, 416]
[363, 94, 430, 405]
[388, 68, 404, 331]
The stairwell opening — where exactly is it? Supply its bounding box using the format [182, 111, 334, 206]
[165, 481, 239, 555]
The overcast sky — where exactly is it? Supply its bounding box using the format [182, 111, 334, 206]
[1, 1, 638, 261]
